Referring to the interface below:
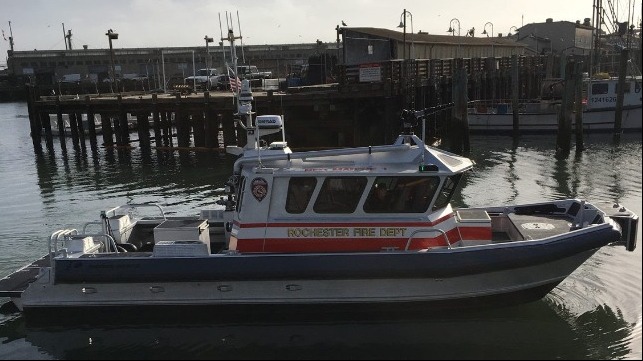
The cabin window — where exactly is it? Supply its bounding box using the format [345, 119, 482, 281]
[313, 177, 367, 213]
[432, 174, 463, 211]
[364, 176, 440, 213]
[592, 83, 609, 95]
[286, 177, 317, 214]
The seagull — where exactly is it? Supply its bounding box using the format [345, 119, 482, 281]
[341, 20, 347, 26]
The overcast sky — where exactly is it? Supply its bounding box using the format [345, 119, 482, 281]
[1, 0, 640, 54]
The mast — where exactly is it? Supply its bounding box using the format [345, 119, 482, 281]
[220, 13, 256, 151]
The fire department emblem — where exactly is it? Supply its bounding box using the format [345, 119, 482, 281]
[251, 177, 268, 202]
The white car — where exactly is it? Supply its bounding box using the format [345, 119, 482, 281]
[185, 68, 219, 89]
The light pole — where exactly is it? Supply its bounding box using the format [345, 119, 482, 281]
[204, 35, 213, 90]
[482, 22, 494, 58]
[482, 21, 494, 38]
[105, 29, 118, 93]
[397, 9, 414, 59]
[508, 26, 518, 37]
[447, 18, 461, 58]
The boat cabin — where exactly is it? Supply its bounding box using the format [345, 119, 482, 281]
[586, 75, 642, 110]
[225, 116, 479, 253]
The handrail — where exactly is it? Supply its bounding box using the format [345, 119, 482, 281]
[404, 228, 451, 250]
[48, 230, 119, 257]
[49, 229, 78, 255]
[104, 203, 166, 221]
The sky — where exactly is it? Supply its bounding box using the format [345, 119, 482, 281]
[1, 0, 640, 55]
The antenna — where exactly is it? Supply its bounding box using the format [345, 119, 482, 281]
[8, 21, 14, 52]
[237, 11, 246, 64]
[62, 23, 68, 50]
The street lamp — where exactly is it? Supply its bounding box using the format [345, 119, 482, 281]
[482, 21, 494, 38]
[397, 9, 414, 59]
[204, 35, 213, 90]
[105, 29, 118, 92]
[447, 18, 461, 37]
[508, 26, 518, 37]
[447, 18, 461, 58]
[482, 22, 495, 58]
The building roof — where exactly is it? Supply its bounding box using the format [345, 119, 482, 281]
[343, 27, 526, 48]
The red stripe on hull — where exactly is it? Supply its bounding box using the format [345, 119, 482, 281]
[234, 226, 490, 253]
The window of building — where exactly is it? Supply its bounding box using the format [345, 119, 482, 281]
[286, 177, 317, 214]
[313, 177, 367, 213]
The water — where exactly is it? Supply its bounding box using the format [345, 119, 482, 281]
[0, 101, 640, 359]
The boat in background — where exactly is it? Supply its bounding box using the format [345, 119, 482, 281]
[0, 26, 638, 314]
[468, 74, 642, 133]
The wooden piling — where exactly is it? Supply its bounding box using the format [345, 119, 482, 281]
[574, 61, 584, 152]
[137, 112, 151, 150]
[556, 61, 576, 157]
[85, 96, 97, 150]
[451, 61, 470, 156]
[117, 95, 130, 146]
[100, 113, 114, 146]
[614, 48, 628, 133]
[511, 55, 520, 136]
[40, 111, 54, 151]
[222, 111, 237, 147]
[68, 113, 80, 149]
[55, 97, 66, 144]
[192, 110, 205, 147]
[151, 94, 162, 147]
[26, 86, 43, 152]
[204, 92, 217, 149]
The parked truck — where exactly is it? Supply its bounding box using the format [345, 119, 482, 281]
[236, 65, 272, 80]
[185, 68, 219, 89]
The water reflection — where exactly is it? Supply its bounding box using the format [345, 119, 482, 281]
[0, 300, 630, 360]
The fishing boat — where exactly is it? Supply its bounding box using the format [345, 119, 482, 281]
[467, 74, 642, 134]
[0, 28, 639, 314]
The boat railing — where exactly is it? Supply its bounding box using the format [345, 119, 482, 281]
[103, 203, 167, 221]
[404, 228, 451, 251]
[48, 229, 119, 257]
[49, 229, 78, 256]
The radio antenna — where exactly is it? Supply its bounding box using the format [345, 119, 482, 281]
[237, 11, 246, 64]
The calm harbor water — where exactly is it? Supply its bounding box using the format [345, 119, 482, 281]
[0, 101, 640, 359]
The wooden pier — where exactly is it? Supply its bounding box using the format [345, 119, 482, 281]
[26, 55, 566, 155]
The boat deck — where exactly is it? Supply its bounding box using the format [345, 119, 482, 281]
[0, 255, 50, 298]
[507, 213, 573, 240]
